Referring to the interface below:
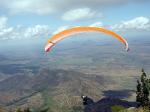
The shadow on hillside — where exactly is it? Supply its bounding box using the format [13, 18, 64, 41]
[102, 89, 134, 99]
[84, 90, 137, 112]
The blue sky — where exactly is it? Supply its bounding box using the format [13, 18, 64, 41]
[0, 0, 150, 41]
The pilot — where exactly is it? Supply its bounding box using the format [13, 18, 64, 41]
[81, 95, 94, 105]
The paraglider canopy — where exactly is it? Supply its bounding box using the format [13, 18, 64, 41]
[45, 26, 129, 53]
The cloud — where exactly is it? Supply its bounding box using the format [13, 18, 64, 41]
[0, 27, 13, 37]
[0, 16, 8, 29]
[24, 25, 50, 38]
[89, 22, 103, 27]
[0, 0, 149, 15]
[0, 0, 54, 15]
[0, 16, 51, 40]
[62, 8, 99, 21]
[1, 16, 150, 40]
[111, 17, 150, 31]
[52, 26, 69, 34]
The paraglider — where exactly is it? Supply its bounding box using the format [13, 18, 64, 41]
[45, 26, 129, 53]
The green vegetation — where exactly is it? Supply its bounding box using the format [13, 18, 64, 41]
[111, 105, 126, 112]
[42, 90, 55, 109]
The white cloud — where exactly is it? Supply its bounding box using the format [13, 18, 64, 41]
[1, 16, 150, 40]
[24, 25, 50, 38]
[0, 27, 13, 36]
[0, 16, 51, 40]
[0, 16, 8, 29]
[111, 17, 150, 31]
[89, 22, 103, 27]
[62, 8, 99, 21]
[52, 26, 69, 35]
[0, 0, 148, 15]
[0, 0, 54, 15]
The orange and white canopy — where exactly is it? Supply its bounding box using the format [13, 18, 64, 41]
[45, 26, 129, 53]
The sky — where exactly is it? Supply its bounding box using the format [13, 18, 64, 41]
[0, 0, 150, 41]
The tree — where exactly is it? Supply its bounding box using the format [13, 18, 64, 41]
[136, 68, 149, 106]
[136, 80, 142, 103]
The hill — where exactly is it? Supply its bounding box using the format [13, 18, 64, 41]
[0, 69, 117, 111]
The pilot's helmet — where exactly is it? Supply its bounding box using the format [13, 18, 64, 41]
[81, 95, 87, 99]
